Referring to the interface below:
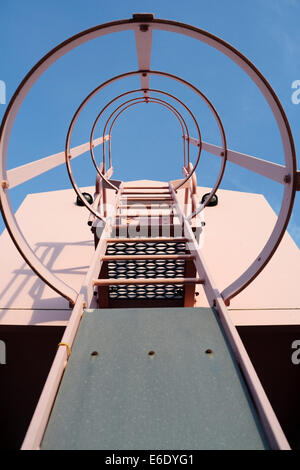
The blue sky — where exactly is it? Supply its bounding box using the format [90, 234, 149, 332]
[0, 0, 299, 247]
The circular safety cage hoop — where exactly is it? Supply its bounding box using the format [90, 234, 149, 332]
[0, 15, 297, 305]
[101, 95, 192, 170]
[66, 74, 227, 219]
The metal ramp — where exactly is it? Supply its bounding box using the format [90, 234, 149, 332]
[40, 307, 267, 450]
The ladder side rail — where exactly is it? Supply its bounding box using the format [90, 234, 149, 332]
[87, 166, 116, 227]
[21, 216, 114, 450]
[169, 183, 290, 450]
[21, 293, 85, 450]
[21, 185, 125, 449]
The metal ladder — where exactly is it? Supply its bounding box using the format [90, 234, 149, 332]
[93, 182, 203, 308]
[21, 181, 290, 450]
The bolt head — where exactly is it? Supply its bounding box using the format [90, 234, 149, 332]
[1, 180, 9, 189]
[140, 24, 149, 32]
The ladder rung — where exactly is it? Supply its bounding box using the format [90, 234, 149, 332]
[112, 223, 181, 229]
[106, 237, 190, 243]
[118, 204, 173, 209]
[122, 189, 170, 192]
[101, 254, 195, 261]
[118, 204, 173, 207]
[115, 215, 175, 220]
[122, 186, 170, 190]
[116, 212, 178, 220]
[121, 195, 172, 198]
[121, 192, 171, 195]
[93, 277, 204, 286]
[116, 211, 174, 215]
[121, 198, 173, 201]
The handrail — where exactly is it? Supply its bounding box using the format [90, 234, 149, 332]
[86, 78, 203, 193]
[0, 14, 296, 321]
[170, 182, 290, 450]
[21, 216, 114, 450]
[184, 162, 198, 214]
[86, 70, 227, 198]
[103, 96, 191, 169]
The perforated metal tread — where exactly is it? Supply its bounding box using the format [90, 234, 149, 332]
[106, 240, 187, 300]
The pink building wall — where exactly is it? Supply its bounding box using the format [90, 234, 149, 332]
[0, 181, 299, 327]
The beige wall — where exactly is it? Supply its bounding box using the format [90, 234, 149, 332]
[0, 182, 299, 326]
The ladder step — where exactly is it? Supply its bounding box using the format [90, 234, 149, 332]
[121, 192, 171, 196]
[112, 223, 181, 229]
[122, 186, 170, 190]
[93, 277, 204, 286]
[101, 254, 195, 261]
[121, 197, 173, 201]
[115, 216, 176, 221]
[118, 204, 174, 209]
[121, 189, 170, 192]
[106, 237, 190, 243]
[116, 212, 174, 216]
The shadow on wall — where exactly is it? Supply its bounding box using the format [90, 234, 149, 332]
[0, 239, 94, 323]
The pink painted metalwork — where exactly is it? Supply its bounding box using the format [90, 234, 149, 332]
[134, 24, 152, 98]
[169, 183, 290, 449]
[0, 17, 297, 450]
[93, 277, 204, 286]
[0, 18, 225, 303]
[66, 76, 201, 194]
[0, 17, 295, 304]
[21, 219, 113, 449]
[100, 95, 191, 168]
[189, 137, 287, 185]
[7, 137, 108, 189]
[84, 71, 226, 197]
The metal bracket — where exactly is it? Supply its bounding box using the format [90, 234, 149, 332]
[102, 179, 122, 190]
[296, 171, 300, 191]
[132, 13, 154, 22]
